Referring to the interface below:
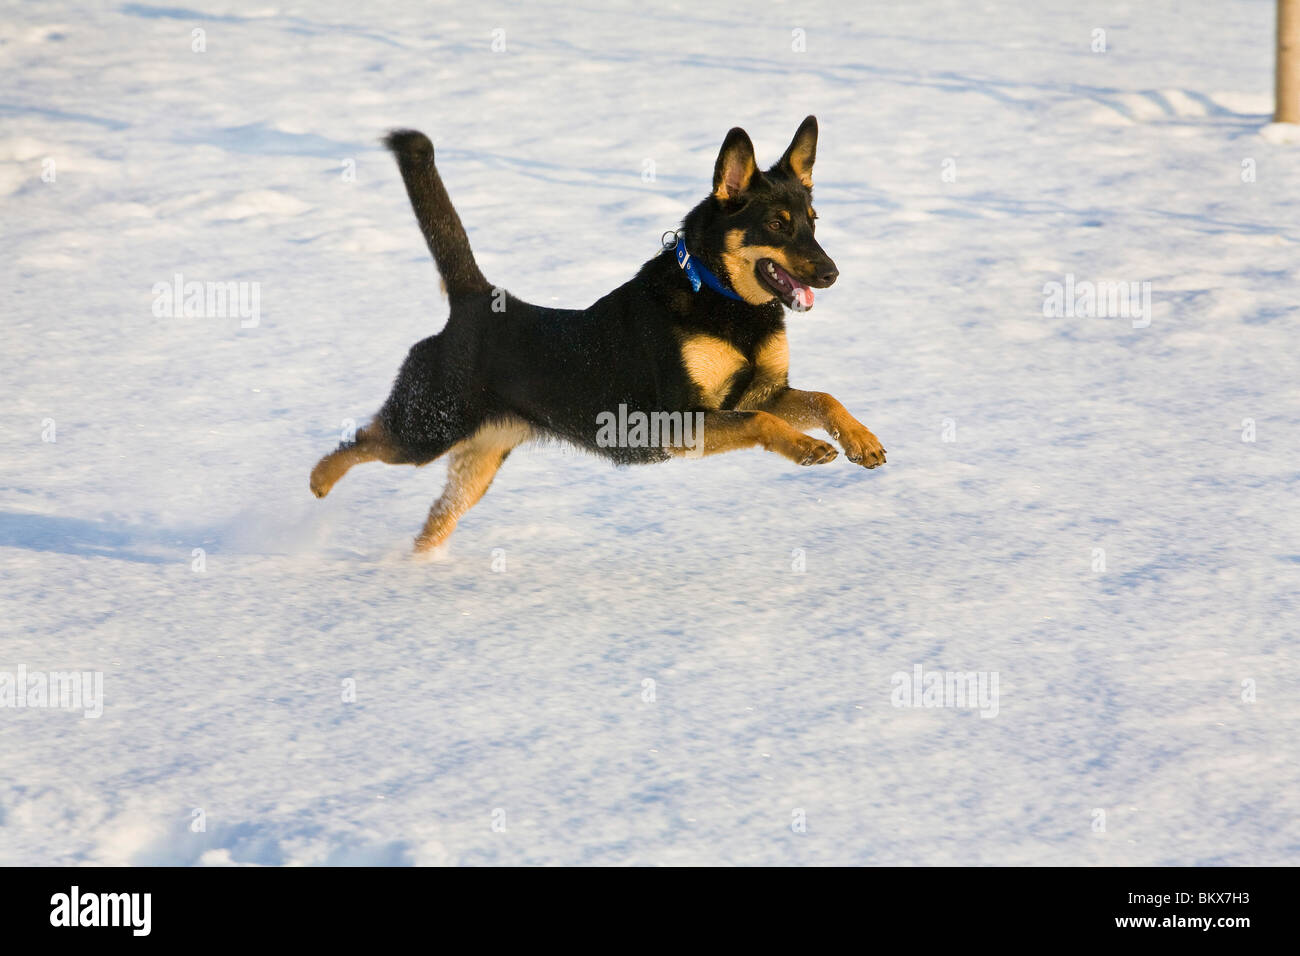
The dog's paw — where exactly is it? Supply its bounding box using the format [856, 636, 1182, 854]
[839, 427, 886, 469]
[411, 537, 450, 561]
[792, 434, 838, 466]
[413, 532, 451, 555]
[413, 516, 457, 554]
[309, 464, 332, 498]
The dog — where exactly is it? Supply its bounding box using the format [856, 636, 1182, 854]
[310, 116, 886, 551]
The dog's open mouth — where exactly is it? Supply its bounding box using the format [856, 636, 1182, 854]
[756, 258, 815, 312]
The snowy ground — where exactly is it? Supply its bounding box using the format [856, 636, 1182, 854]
[2, 0, 1298, 865]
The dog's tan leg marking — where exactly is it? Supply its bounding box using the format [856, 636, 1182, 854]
[672, 410, 837, 465]
[678, 333, 747, 407]
[760, 389, 886, 469]
[735, 330, 790, 409]
[413, 418, 531, 552]
[310, 423, 402, 497]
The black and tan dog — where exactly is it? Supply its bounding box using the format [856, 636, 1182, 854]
[311, 116, 886, 551]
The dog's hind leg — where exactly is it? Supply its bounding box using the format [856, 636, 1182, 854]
[310, 422, 404, 498]
[413, 418, 532, 552]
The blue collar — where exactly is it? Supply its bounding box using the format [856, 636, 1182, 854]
[674, 235, 745, 302]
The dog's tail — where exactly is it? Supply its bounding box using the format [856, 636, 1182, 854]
[384, 129, 492, 297]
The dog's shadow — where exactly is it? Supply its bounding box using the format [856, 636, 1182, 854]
[0, 511, 194, 565]
[0, 500, 340, 566]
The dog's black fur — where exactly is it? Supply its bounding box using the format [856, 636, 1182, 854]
[311, 117, 886, 551]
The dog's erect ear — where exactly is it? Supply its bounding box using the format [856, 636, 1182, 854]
[712, 127, 758, 201]
[776, 115, 818, 188]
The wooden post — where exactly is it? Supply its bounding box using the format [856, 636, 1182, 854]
[1278, 0, 1300, 123]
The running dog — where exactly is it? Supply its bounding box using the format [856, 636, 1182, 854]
[310, 117, 886, 551]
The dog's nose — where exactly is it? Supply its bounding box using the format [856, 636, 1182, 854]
[818, 265, 839, 287]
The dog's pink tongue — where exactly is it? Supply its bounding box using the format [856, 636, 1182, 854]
[792, 285, 814, 310]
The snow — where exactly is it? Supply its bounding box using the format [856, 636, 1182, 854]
[2, 0, 1298, 865]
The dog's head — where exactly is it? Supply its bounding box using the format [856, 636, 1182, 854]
[685, 116, 838, 312]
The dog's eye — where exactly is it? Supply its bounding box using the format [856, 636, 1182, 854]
[766, 219, 784, 232]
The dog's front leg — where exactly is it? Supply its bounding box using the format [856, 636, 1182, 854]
[674, 410, 838, 465]
[758, 388, 886, 469]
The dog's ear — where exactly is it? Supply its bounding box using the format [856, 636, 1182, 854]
[776, 115, 818, 188]
[712, 127, 758, 201]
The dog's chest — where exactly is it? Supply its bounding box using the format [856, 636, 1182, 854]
[677, 330, 789, 409]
